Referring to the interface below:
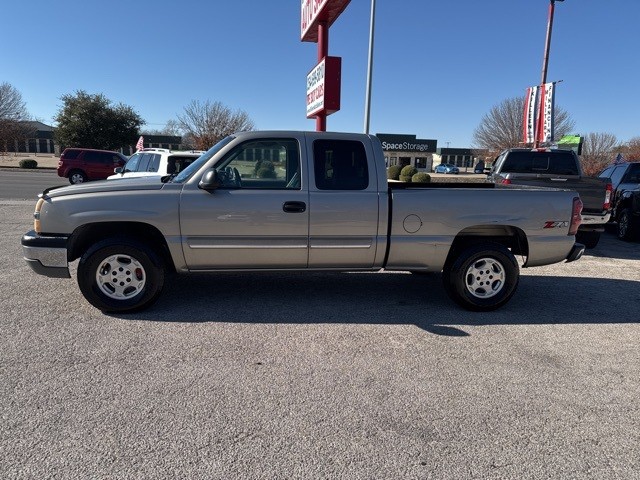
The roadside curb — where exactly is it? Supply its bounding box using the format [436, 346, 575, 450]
[0, 166, 57, 171]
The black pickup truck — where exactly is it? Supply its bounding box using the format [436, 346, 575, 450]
[598, 161, 640, 240]
[489, 148, 612, 248]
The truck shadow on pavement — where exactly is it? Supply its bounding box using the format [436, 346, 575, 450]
[583, 231, 640, 261]
[113, 271, 639, 336]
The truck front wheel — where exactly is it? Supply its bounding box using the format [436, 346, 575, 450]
[77, 237, 165, 312]
[442, 243, 519, 311]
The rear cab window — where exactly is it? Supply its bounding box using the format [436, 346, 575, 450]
[313, 139, 369, 190]
[167, 155, 199, 174]
[502, 151, 579, 175]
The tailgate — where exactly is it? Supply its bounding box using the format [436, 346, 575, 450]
[502, 175, 609, 213]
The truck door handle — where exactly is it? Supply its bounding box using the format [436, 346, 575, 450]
[282, 201, 306, 213]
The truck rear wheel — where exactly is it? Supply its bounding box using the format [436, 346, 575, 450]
[69, 170, 87, 184]
[77, 237, 165, 313]
[442, 242, 519, 311]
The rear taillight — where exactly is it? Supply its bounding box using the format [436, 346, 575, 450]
[603, 183, 612, 210]
[569, 196, 583, 236]
[500, 178, 511, 185]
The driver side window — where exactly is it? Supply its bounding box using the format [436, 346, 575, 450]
[216, 139, 300, 189]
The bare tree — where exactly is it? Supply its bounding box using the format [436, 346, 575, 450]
[472, 96, 575, 157]
[622, 136, 640, 161]
[0, 82, 29, 120]
[0, 82, 31, 154]
[142, 119, 183, 137]
[580, 132, 619, 176]
[177, 100, 255, 150]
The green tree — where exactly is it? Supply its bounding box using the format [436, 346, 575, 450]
[53, 91, 143, 150]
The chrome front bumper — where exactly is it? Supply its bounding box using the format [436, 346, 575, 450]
[21, 231, 70, 278]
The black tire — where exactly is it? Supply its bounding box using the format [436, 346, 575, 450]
[77, 237, 165, 312]
[617, 208, 637, 241]
[442, 242, 519, 312]
[575, 231, 600, 249]
[69, 170, 87, 184]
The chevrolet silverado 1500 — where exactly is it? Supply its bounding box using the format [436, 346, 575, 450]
[22, 131, 585, 313]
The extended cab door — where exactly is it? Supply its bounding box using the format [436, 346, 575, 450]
[306, 134, 381, 268]
[179, 136, 309, 270]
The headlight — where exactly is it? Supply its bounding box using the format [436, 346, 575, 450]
[34, 198, 44, 233]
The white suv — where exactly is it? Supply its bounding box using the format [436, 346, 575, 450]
[107, 148, 204, 180]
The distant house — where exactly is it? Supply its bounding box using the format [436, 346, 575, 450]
[433, 147, 490, 171]
[377, 133, 437, 172]
[1, 121, 184, 156]
[2, 121, 57, 154]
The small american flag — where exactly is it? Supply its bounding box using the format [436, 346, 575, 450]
[136, 136, 144, 152]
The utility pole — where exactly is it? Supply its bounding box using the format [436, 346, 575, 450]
[541, 0, 563, 86]
[535, 0, 563, 148]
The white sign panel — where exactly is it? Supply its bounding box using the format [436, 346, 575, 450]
[306, 58, 326, 117]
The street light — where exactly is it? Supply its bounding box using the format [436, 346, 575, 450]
[363, 0, 376, 134]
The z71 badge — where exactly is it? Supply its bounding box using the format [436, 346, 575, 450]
[544, 221, 570, 229]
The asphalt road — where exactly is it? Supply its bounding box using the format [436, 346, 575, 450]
[0, 169, 64, 200]
[2, 201, 640, 479]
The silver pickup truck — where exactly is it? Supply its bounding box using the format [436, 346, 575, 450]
[22, 131, 585, 313]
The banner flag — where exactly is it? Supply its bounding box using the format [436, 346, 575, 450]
[525, 82, 556, 145]
[540, 82, 555, 143]
[523, 86, 538, 144]
[136, 136, 144, 152]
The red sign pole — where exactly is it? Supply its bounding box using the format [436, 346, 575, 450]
[301, 0, 349, 132]
[316, 21, 328, 132]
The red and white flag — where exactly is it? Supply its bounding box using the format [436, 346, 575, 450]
[523, 86, 538, 144]
[523, 82, 556, 145]
[135, 136, 144, 152]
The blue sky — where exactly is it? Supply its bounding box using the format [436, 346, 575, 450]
[2, 0, 639, 148]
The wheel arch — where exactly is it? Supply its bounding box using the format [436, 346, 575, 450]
[615, 194, 634, 221]
[68, 222, 176, 273]
[444, 225, 528, 269]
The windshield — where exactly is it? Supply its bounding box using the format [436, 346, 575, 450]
[172, 136, 235, 183]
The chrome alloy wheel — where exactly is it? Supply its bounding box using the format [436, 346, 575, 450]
[95, 254, 146, 300]
[465, 257, 506, 299]
[70, 172, 85, 183]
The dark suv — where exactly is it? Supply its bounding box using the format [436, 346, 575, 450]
[598, 161, 640, 239]
[57, 148, 128, 184]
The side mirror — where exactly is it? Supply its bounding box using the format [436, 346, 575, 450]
[198, 169, 220, 191]
[114, 167, 123, 174]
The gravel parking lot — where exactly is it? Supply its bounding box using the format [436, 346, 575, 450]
[1, 200, 639, 479]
